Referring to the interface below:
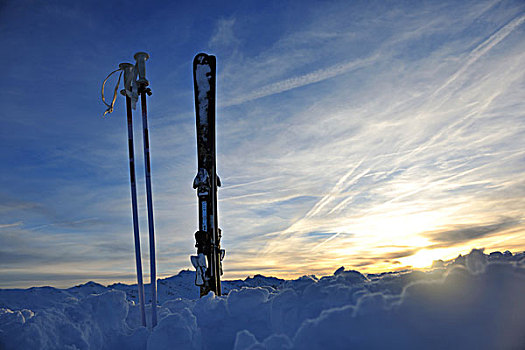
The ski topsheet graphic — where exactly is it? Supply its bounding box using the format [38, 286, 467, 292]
[191, 53, 224, 296]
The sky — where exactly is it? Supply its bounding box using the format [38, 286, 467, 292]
[0, 0, 524, 288]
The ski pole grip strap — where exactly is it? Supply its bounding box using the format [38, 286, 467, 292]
[101, 68, 123, 117]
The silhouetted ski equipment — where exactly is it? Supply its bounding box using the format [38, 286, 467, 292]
[100, 52, 157, 328]
[134, 52, 158, 327]
[191, 53, 225, 297]
[119, 62, 146, 328]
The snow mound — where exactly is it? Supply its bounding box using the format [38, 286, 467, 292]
[1, 249, 524, 349]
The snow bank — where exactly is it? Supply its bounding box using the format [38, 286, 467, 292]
[1, 249, 524, 349]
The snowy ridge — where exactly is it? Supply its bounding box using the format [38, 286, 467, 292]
[1, 249, 524, 349]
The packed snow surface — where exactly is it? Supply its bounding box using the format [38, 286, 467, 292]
[1, 249, 524, 349]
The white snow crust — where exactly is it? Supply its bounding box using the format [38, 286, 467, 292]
[195, 64, 211, 125]
[1, 249, 524, 349]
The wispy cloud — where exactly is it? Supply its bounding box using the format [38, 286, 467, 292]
[0, 222, 23, 229]
[223, 54, 380, 106]
[425, 218, 521, 246]
[211, 0, 525, 278]
[209, 17, 239, 49]
[431, 12, 525, 99]
[223, 4, 525, 108]
[1, 0, 524, 287]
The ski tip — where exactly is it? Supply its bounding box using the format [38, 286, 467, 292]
[194, 53, 216, 66]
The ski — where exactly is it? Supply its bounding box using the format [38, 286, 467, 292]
[191, 53, 225, 297]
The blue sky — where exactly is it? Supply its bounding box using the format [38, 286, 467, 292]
[1, 0, 524, 288]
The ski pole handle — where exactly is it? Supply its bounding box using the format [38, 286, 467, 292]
[119, 63, 135, 95]
[134, 52, 150, 86]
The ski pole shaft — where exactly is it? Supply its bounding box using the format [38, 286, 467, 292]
[134, 51, 157, 328]
[120, 62, 147, 327]
[208, 55, 221, 296]
[211, 166, 221, 295]
[140, 88, 157, 328]
[125, 92, 147, 327]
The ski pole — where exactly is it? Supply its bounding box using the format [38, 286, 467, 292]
[119, 63, 147, 328]
[134, 52, 157, 327]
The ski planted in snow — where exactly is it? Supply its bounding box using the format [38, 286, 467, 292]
[191, 53, 225, 297]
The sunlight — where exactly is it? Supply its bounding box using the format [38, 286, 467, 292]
[368, 210, 443, 238]
[399, 249, 445, 268]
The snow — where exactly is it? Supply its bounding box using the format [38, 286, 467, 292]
[1, 249, 525, 349]
[195, 62, 211, 126]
